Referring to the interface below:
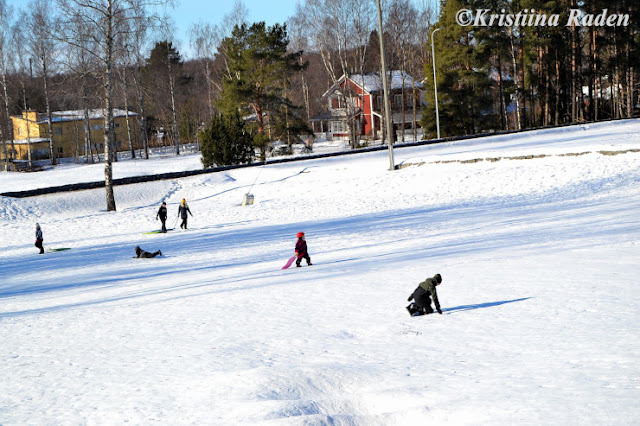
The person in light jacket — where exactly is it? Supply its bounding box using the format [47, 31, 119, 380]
[177, 198, 193, 229]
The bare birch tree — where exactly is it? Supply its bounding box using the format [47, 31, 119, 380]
[0, 0, 15, 170]
[386, 0, 418, 142]
[12, 21, 36, 169]
[189, 21, 220, 119]
[161, 23, 181, 155]
[22, 0, 60, 165]
[58, 10, 100, 164]
[57, 0, 169, 211]
[296, 0, 374, 148]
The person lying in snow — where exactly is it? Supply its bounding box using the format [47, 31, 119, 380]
[407, 274, 443, 316]
[135, 246, 162, 258]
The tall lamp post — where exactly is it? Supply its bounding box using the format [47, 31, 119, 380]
[376, 0, 395, 171]
[431, 27, 442, 140]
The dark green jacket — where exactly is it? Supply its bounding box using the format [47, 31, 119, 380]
[411, 276, 441, 311]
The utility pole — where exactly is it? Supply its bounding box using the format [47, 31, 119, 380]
[431, 27, 442, 139]
[376, 0, 395, 171]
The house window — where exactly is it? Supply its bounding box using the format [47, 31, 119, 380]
[331, 121, 347, 133]
[394, 94, 403, 107]
[55, 127, 63, 135]
[57, 147, 64, 154]
[18, 128, 22, 136]
[331, 96, 345, 109]
[92, 124, 104, 130]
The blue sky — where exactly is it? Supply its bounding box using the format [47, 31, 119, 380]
[5, 0, 299, 58]
[169, 0, 300, 57]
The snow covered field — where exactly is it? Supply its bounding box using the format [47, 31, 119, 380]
[1, 120, 639, 424]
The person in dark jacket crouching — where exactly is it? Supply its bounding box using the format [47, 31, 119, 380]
[407, 274, 443, 316]
[135, 246, 162, 258]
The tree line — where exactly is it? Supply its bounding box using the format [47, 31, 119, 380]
[422, 0, 639, 137]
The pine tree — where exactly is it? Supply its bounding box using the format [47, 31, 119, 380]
[217, 22, 307, 161]
[421, 0, 497, 137]
[200, 112, 254, 168]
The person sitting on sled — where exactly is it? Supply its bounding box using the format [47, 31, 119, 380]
[295, 232, 312, 267]
[135, 246, 162, 258]
[407, 274, 443, 316]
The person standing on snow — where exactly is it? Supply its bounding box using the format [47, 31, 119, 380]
[35, 223, 44, 254]
[295, 232, 312, 267]
[177, 198, 192, 229]
[407, 274, 443, 316]
[156, 201, 168, 233]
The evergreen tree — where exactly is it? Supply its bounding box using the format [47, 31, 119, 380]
[421, 0, 497, 137]
[200, 112, 254, 168]
[217, 22, 307, 161]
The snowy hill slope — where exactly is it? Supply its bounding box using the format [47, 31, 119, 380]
[1, 120, 639, 424]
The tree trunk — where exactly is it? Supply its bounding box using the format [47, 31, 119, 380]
[543, 46, 550, 126]
[509, 30, 522, 130]
[497, 55, 506, 130]
[571, 14, 577, 123]
[42, 60, 56, 165]
[412, 80, 417, 141]
[21, 83, 33, 169]
[122, 67, 135, 159]
[205, 58, 214, 118]
[627, 41, 633, 118]
[168, 52, 180, 155]
[1, 72, 13, 169]
[136, 65, 149, 159]
[103, 0, 116, 212]
[593, 29, 599, 121]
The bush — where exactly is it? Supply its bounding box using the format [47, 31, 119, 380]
[200, 112, 255, 168]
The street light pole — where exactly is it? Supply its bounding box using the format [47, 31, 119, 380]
[431, 27, 442, 140]
[376, 0, 395, 171]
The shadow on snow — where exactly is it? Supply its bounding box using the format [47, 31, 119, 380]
[443, 297, 532, 314]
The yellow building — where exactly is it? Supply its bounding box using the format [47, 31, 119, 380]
[4, 109, 140, 161]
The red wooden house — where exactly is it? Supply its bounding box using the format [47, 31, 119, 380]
[313, 71, 425, 140]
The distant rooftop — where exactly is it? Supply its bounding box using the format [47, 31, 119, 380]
[43, 109, 138, 124]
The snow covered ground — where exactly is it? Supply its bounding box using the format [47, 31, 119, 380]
[1, 120, 639, 424]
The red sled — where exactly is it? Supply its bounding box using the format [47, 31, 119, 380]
[282, 255, 297, 269]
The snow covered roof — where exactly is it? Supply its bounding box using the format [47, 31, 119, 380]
[37, 109, 138, 124]
[323, 71, 424, 98]
[353, 71, 423, 92]
[9, 137, 50, 144]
